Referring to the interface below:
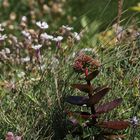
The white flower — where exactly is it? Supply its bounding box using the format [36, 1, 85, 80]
[62, 25, 73, 31]
[131, 116, 139, 126]
[4, 48, 10, 54]
[53, 36, 63, 42]
[134, 32, 140, 38]
[21, 56, 30, 62]
[21, 16, 27, 22]
[17, 71, 25, 78]
[73, 32, 80, 41]
[0, 34, 7, 41]
[1, 48, 10, 54]
[36, 21, 49, 29]
[82, 104, 87, 107]
[10, 35, 18, 44]
[32, 44, 42, 50]
[72, 52, 76, 58]
[0, 24, 4, 32]
[22, 30, 31, 40]
[40, 33, 53, 40]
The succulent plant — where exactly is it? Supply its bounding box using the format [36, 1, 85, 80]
[65, 53, 129, 139]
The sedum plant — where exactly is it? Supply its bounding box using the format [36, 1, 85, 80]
[65, 52, 130, 140]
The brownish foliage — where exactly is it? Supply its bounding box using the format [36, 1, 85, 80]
[65, 53, 129, 139]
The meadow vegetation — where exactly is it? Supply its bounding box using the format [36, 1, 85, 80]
[0, 0, 140, 139]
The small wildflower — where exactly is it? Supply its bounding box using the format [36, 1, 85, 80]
[62, 25, 73, 31]
[40, 33, 53, 40]
[53, 36, 63, 48]
[36, 21, 49, 29]
[130, 116, 139, 127]
[135, 32, 140, 38]
[32, 44, 42, 50]
[82, 104, 87, 107]
[9, 35, 18, 44]
[1, 48, 10, 54]
[0, 50, 7, 59]
[22, 30, 31, 40]
[5, 132, 15, 140]
[10, 12, 16, 21]
[0, 24, 4, 32]
[4, 48, 10, 54]
[0, 34, 7, 41]
[32, 44, 42, 61]
[53, 36, 63, 42]
[3, 0, 10, 8]
[73, 32, 80, 41]
[21, 56, 30, 62]
[21, 16, 27, 22]
[72, 52, 76, 58]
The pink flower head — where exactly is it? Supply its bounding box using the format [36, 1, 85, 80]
[5, 132, 15, 140]
[73, 53, 100, 74]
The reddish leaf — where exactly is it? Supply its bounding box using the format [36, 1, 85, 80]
[80, 112, 93, 119]
[93, 85, 108, 93]
[98, 120, 129, 130]
[66, 111, 97, 120]
[96, 98, 122, 114]
[66, 96, 88, 106]
[87, 87, 110, 106]
[80, 112, 97, 119]
[85, 69, 99, 81]
[71, 84, 93, 93]
[85, 68, 89, 77]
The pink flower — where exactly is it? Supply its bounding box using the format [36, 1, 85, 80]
[5, 132, 22, 140]
[5, 132, 15, 140]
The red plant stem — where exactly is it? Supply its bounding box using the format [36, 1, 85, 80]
[85, 67, 88, 77]
[86, 76, 97, 124]
[91, 105, 97, 124]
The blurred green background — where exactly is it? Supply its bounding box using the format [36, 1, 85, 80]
[0, 0, 140, 30]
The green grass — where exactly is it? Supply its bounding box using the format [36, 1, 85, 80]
[0, 0, 140, 139]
